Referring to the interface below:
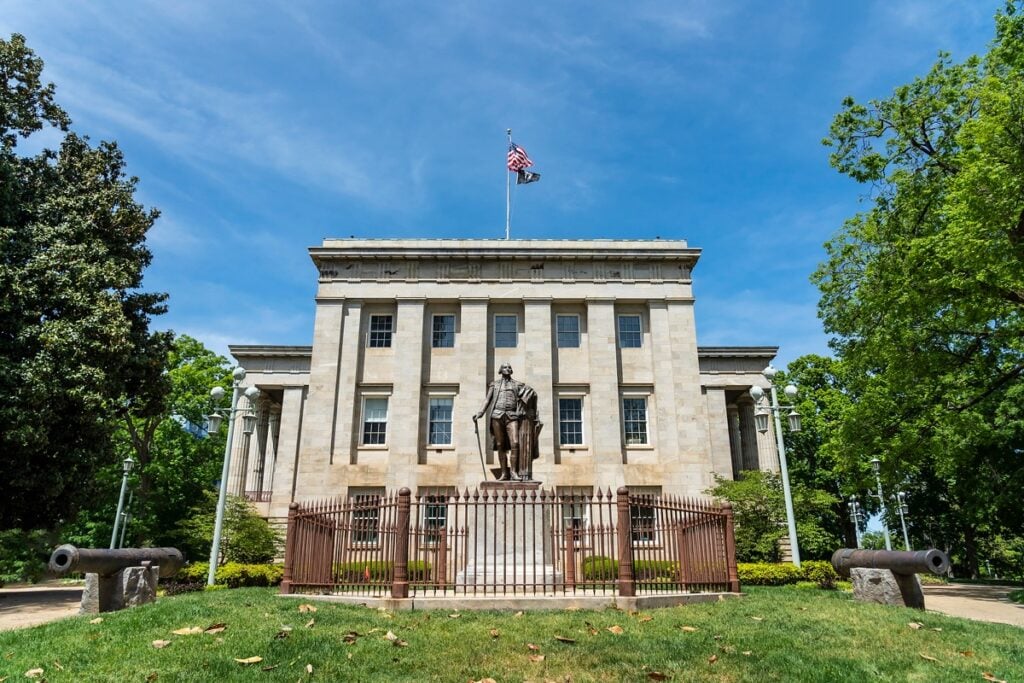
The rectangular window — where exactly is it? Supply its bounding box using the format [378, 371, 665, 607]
[618, 315, 642, 348]
[559, 487, 593, 546]
[431, 314, 455, 348]
[349, 488, 384, 545]
[422, 493, 448, 546]
[427, 397, 453, 445]
[368, 315, 393, 348]
[494, 315, 518, 348]
[622, 397, 648, 445]
[362, 397, 389, 445]
[558, 397, 584, 446]
[556, 315, 580, 348]
[630, 497, 657, 543]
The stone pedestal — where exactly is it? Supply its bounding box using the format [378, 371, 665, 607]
[850, 568, 925, 609]
[456, 482, 563, 590]
[80, 564, 160, 614]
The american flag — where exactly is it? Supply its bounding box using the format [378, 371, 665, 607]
[507, 142, 533, 172]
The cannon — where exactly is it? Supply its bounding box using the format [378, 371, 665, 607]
[831, 548, 950, 609]
[49, 544, 184, 614]
[49, 545, 184, 578]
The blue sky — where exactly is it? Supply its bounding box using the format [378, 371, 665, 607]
[2, 1, 1000, 366]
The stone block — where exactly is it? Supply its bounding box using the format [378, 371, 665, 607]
[850, 568, 925, 609]
[79, 565, 160, 614]
[121, 565, 159, 608]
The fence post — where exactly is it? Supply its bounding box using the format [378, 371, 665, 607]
[280, 502, 299, 594]
[616, 487, 635, 597]
[674, 522, 689, 589]
[565, 527, 576, 588]
[722, 502, 740, 592]
[392, 488, 411, 599]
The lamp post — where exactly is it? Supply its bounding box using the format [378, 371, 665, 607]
[895, 491, 911, 551]
[118, 491, 134, 549]
[749, 363, 802, 567]
[109, 456, 135, 549]
[869, 457, 892, 551]
[848, 495, 864, 548]
[206, 367, 260, 586]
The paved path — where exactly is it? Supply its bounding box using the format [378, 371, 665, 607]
[0, 584, 82, 631]
[923, 583, 1023, 627]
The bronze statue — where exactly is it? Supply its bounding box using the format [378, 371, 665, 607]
[473, 362, 542, 481]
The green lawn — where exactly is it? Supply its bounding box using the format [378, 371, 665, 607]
[1, 586, 1021, 682]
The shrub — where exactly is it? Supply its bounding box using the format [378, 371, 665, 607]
[635, 560, 677, 580]
[173, 562, 282, 588]
[737, 562, 804, 585]
[333, 560, 431, 582]
[801, 560, 839, 589]
[0, 529, 53, 585]
[175, 494, 280, 564]
[582, 556, 617, 581]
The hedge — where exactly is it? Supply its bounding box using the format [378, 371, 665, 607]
[334, 560, 431, 582]
[738, 560, 840, 588]
[175, 562, 283, 588]
[580, 556, 678, 581]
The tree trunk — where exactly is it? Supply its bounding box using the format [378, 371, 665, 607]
[963, 524, 980, 579]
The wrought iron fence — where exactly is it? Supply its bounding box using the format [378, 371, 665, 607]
[280, 487, 739, 597]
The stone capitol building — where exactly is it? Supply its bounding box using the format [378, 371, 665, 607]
[225, 239, 782, 527]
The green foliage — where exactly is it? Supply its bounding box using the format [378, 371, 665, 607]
[581, 555, 618, 581]
[815, 3, 1024, 577]
[0, 34, 171, 530]
[578, 556, 676, 581]
[0, 528, 53, 585]
[1010, 589, 1023, 604]
[707, 471, 841, 562]
[175, 562, 283, 588]
[333, 560, 432, 582]
[736, 562, 804, 586]
[176, 493, 279, 564]
[800, 560, 839, 590]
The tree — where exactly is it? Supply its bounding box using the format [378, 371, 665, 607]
[815, 3, 1024, 575]
[0, 34, 171, 529]
[62, 336, 233, 550]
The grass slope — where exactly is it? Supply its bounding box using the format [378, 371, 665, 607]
[1, 586, 1021, 682]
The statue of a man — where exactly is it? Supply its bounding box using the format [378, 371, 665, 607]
[473, 362, 543, 481]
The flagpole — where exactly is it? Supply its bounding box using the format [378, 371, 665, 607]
[505, 128, 512, 240]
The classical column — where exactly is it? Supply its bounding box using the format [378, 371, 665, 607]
[586, 299, 621, 472]
[524, 299, 554, 475]
[702, 387, 733, 478]
[737, 397, 760, 472]
[252, 400, 271, 494]
[333, 301, 364, 464]
[268, 386, 306, 519]
[727, 403, 743, 478]
[262, 409, 280, 496]
[387, 299, 425, 489]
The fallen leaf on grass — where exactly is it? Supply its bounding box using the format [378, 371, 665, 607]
[152, 640, 171, 649]
[274, 629, 290, 640]
[260, 665, 278, 672]
[982, 673, 1007, 683]
[204, 623, 227, 634]
[585, 622, 598, 636]
[607, 625, 624, 635]
[554, 635, 576, 644]
[489, 629, 500, 638]
[343, 631, 360, 644]
[919, 654, 938, 662]
[908, 622, 923, 630]
[528, 655, 545, 663]
[305, 618, 315, 629]
[89, 617, 103, 624]
[234, 656, 263, 665]
[708, 655, 718, 664]
[638, 615, 653, 623]
[52, 661, 63, 671]
[527, 643, 540, 652]
[449, 613, 462, 619]
[513, 611, 524, 618]
[647, 672, 669, 681]
[961, 651, 975, 657]
[930, 627, 943, 632]
[472, 679, 497, 683]
[797, 607, 808, 611]
[306, 664, 313, 674]
[172, 627, 203, 635]
[742, 651, 752, 656]
[145, 673, 158, 682]
[23, 669, 44, 679]
[298, 604, 317, 613]
[680, 626, 698, 633]
[384, 631, 408, 647]
[750, 616, 763, 622]
[565, 606, 580, 612]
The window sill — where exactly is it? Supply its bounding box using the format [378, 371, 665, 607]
[624, 444, 654, 451]
[358, 445, 389, 451]
[426, 444, 455, 452]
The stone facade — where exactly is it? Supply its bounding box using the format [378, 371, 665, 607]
[226, 239, 782, 520]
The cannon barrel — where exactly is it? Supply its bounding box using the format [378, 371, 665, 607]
[831, 548, 949, 578]
[49, 545, 184, 579]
